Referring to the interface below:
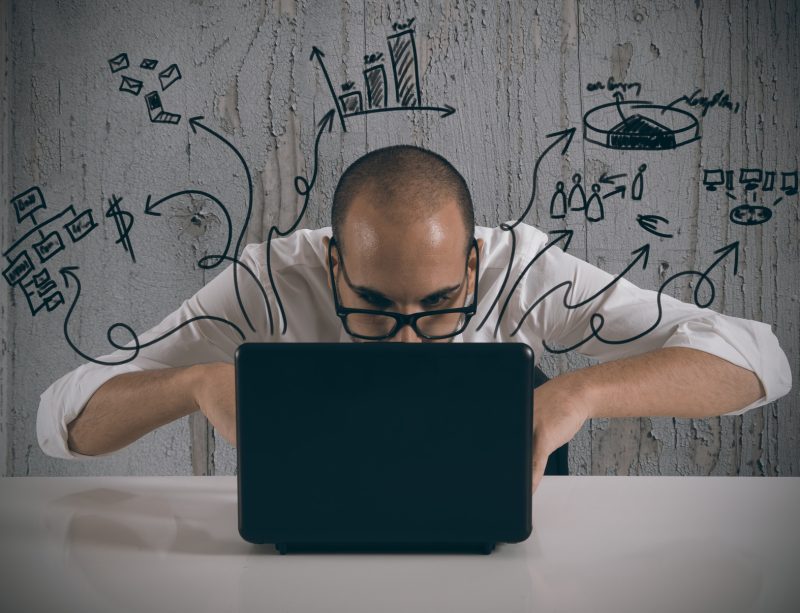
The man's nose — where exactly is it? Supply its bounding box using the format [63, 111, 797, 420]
[394, 322, 423, 343]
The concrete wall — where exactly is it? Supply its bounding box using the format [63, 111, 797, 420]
[4, 0, 798, 476]
[1, 0, 10, 477]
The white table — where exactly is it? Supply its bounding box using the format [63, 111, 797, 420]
[0, 476, 798, 612]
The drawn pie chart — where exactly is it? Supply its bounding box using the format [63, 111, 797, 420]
[583, 100, 700, 151]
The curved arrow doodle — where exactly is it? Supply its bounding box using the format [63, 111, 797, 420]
[491, 229, 574, 337]
[188, 116, 256, 333]
[511, 243, 651, 337]
[476, 127, 576, 332]
[59, 265, 246, 366]
[539, 242, 739, 354]
[265, 109, 336, 335]
[145, 189, 233, 268]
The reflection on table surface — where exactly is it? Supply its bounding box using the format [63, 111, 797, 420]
[0, 475, 797, 613]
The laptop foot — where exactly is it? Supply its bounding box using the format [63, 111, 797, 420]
[480, 542, 496, 555]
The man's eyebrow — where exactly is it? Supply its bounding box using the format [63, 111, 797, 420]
[352, 282, 463, 303]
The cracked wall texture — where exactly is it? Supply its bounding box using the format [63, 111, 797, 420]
[2, 0, 798, 477]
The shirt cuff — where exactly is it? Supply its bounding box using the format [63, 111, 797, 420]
[36, 361, 145, 459]
[661, 314, 792, 416]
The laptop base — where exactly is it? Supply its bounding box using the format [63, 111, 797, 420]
[274, 541, 497, 555]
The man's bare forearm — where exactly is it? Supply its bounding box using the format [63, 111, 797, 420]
[66, 364, 206, 456]
[558, 346, 766, 420]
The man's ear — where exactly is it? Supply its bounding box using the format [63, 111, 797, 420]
[467, 237, 484, 291]
[322, 235, 335, 290]
[469, 238, 484, 271]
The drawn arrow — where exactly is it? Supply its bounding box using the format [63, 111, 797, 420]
[347, 104, 457, 119]
[613, 92, 627, 122]
[265, 109, 336, 334]
[488, 229, 574, 337]
[509, 127, 576, 229]
[539, 241, 738, 353]
[145, 190, 233, 268]
[188, 115, 256, 333]
[310, 47, 347, 132]
[599, 172, 626, 184]
[511, 244, 650, 337]
[475, 127, 577, 332]
[603, 185, 626, 199]
[692, 240, 739, 308]
[59, 265, 245, 366]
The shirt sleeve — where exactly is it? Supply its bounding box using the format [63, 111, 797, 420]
[510, 236, 792, 417]
[36, 243, 274, 459]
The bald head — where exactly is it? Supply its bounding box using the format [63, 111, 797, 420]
[330, 145, 475, 254]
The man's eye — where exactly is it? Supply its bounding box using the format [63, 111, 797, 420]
[423, 295, 449, 308]
[360, 294, 390, 308]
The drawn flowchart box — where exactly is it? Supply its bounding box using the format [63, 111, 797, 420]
[11, 187, 47, 223]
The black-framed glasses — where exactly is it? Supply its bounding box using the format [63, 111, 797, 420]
[327, 236, 480, 341]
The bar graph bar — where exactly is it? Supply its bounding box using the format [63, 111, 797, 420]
[339, 91, 363, 116]
[364, 64, 388, 109]
[387, 29, 421, 107]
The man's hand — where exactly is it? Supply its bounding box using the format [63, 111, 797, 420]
[531, 375, 592, 494]
[192, 362, 237, 446]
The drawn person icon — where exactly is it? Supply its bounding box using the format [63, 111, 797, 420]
[550, 181, 567, 219]
[585, 183, 605, 222]
[568, 173, 587, 211]
[632, 163, 647, 201]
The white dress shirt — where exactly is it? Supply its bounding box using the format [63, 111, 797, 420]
[37, 222, 792, 459]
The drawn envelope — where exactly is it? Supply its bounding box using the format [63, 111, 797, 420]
[158, 64, 181, 91]
[108, 52, 129, 73]
[119, 76, 143, 96]
[140, 58, 158, 70]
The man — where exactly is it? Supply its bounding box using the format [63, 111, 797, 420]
[38, 145, 791, 491]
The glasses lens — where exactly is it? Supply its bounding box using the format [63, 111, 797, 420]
[415, 312, 468, 339]
[343, 313, 398, 339]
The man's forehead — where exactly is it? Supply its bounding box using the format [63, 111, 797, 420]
[340, 192, 467, 255]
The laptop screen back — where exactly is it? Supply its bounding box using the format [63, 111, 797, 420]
[236, 342, 534, 547]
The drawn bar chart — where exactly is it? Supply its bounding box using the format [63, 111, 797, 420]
[311, 21, 455, 131]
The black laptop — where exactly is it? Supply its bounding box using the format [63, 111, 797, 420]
[235, 342, 534, 554]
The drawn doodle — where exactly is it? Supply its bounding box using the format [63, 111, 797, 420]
[549, 181, 567, 219]
[585, 184, 604, 222]
[664, 88, 741, 117]
[703, 167, 797, 197]
[475, 127, 576, 332]
[537, 242, 739, 353]
[119, 76, 143, 96]
[108, 52, 129, 73]
[632, 164, 646, 200]
[59, 266, 246, 366]
[512, 243, 651, 338]
[703, 166, 795, 225]
[145, 91, 181, 124]
[158, 64, 181, 91]
[266, 109, 336, 335]
[637, 214, 673, 238]
[568, 173, 587, 211]
[188, 116, 258, 333]
[584, 94, 700, 150]
[105, 194, 136, 263]
[4, 187, 101, 317]
[310, 19, 455, 132]
[108, 52, 183, 125]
